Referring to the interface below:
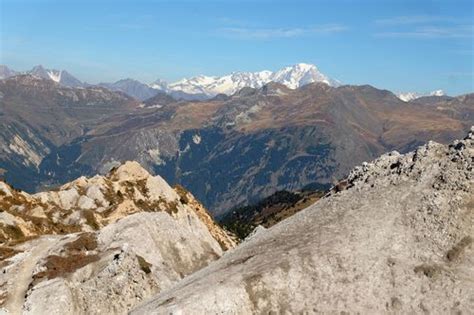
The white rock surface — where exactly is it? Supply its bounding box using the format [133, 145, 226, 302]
[77, 195, 96, 209]
[0, 182, 12, 197]
[17, 211, 224, 314]
[86, 184, 109, 207]
[58, 188, 80, 210]
[132, 128, 474, 314]
[0, 161, 236, 314]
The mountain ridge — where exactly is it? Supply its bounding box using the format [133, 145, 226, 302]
[1, 74, 472, 216]
[131, 127, 474, 314]
[1, 64, 458, 102]
[397, 89, 446, 102]
[151, 63, 341, 98]
[0, 160, 236, 313]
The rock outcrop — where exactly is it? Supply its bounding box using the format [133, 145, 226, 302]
[131, 128, 474, 314]
[0, 161, 235, 314]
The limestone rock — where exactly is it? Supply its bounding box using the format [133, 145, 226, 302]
[0, 161, 236, 314]
[132, 128, 474, 314]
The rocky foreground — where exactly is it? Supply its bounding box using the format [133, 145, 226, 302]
[132, 128, 474, 314]
[0, 162, 235, 314]
[0, 128, 472, 314]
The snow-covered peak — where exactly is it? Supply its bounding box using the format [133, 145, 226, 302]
[149, 78, 169, 91]
[430, 89, 445, 97]
[397, 90, 446, 102]
[26, 65, 83, 87]
[47, 70, 62, 83]
[271, 63, 339, 89]
[173, 75, 218, 87]
[151, 63, 339, 97]
[29, 65, 50, 80]
[397, 92, 418, 102]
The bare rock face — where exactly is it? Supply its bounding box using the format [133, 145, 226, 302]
[131, 128, 474, 314]
[0, 161, 235, 314]
[0, 161, 236, 246]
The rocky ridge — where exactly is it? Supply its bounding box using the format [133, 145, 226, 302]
[2, 63, 338, 100]
[0, 161, 235, 314]
[131, 127, 474, 314]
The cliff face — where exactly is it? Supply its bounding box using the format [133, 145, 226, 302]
[0, 161, 235, 314]
[131, 128, 474, 314]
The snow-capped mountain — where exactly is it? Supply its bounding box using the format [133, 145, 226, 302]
[150, 63, 340, 98]
[270, 63, 339, 89]
[0, 65, 85, 87]
[28, 65, 84, 88]
[3, 63, 451, 103]
[149, 78, 169, 91]
[397, 90, 445, 102]
[29, 65, 60, 81]
[165, 71, 274, 96]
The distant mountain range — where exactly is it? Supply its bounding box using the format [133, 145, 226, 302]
[1, 65, 84, 88]
[0, 63, 340, 100]
[396, 89, 446, 102]
[0, 63, 447, 102]
[98, 78, 159, 101]
[150, 63, 340, 98]
[1, 74, 472, 215]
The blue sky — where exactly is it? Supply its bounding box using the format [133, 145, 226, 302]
[1, 0, 472, 95]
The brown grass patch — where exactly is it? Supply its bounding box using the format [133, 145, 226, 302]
[174, 185, 190, 205]
[134, 198, 179, 215]
[102, 182, 124, 206]
[0, 224, 25, 243]
[0, 246, 21, 260]
[82, 209, 100, 230]
[165, 201, 179, 214]
[136, 179, 149, 197]
[65, 233, 98, 252]
[33, 253, 100, 281]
